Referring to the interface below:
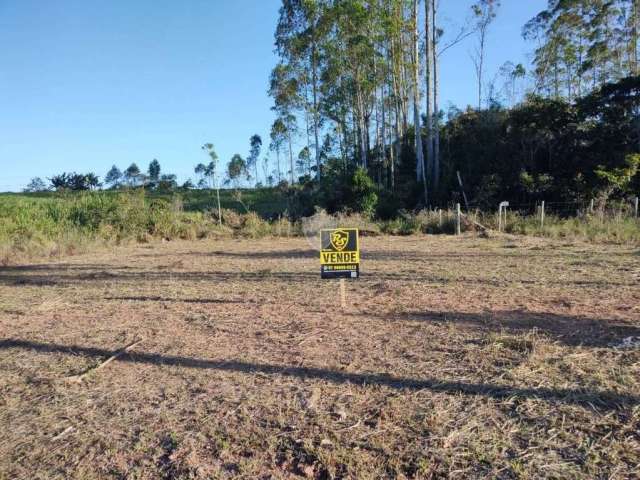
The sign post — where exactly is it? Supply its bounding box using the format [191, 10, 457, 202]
[320, 228, 360, 309]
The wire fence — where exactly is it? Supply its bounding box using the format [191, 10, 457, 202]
[420, 196, 640, 237]
[456, 197, 639, 219]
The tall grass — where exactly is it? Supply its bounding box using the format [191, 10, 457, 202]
[501, 211, 640, 244]
[379, 208, 640, 244]
[0, 192, 224, 263]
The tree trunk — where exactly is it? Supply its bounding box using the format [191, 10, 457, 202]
[632, 0, 639, 75]
[311, 42, 321, 179]
[432, 0, 440, 190]
[288, 134, 294, 184]
[412, 0, 427, 204]
[425, 0, 434, 186]
[478, 33, 484, 109]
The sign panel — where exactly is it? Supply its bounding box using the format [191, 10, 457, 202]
[320, 228, 360, 279]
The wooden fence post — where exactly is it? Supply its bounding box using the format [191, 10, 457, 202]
[635, 197, 639, 218]
[456, 203, 461, 235]
[590, 199, 594, 213]
[498, 201, 509, 233]
[540, 201, 545, 229]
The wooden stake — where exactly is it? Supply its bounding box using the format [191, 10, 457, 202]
[635, 197, 639, 218]
[65, 338, 144, 383]
[503, 206, 507, 232]
[438, 208, 442, 227]
[340, 278, 346, 310]
[455, 203, 461, 235]
[540, 200, 545, 229]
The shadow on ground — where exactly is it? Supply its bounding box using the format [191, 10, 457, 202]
[0, 266, 633, 288]
[0, 338, 636, 411]
[104, 296, 246, 304]
[353, 309, 640, 348]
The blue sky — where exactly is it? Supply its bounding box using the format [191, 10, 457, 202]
[0, 0, 545, 192]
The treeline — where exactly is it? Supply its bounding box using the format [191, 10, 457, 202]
[23, 1, 640, 219]
[24, 161, 185, 193]
[268, 0, 640, 214]
[24, 134, 278, 194]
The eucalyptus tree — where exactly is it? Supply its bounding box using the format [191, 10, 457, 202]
[199, 143, 222, 224]
[411, 0, 427, 204]
[247, 134, 263, 185]
[524, 0, 637, 100]
[148, 159, 161, 184]
[124, 163, 141, 187]
[270, 118, 287, 183]
[297, 146, 311, 175]
[105, 165, 122, 188]
[427, 0, 475, 190]
[277, 114, 298, 184]
[24, 177, 48, 192]
[274, 0, 330, 179]
[227, 154, 248, 188]
[472, 0, 500, 110]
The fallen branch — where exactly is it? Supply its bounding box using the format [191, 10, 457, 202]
[298, 329, 326, 345]
[52, 426, 75, 441]
[461, 213, 490, 232]
[65, 338, 144, 383]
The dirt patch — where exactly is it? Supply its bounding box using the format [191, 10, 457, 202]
[1, 235, 639, 478]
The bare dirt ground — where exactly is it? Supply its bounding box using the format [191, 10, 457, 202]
[0, 234, 639, 479]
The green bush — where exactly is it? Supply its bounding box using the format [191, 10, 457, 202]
[350, 168, 378, 217]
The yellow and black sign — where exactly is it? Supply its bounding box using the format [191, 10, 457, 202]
[320, 228, 360, 279]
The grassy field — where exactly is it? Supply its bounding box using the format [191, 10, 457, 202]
[1, 234, 638, 478]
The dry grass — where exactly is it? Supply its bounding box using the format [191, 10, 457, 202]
[0, 234, 639, 479]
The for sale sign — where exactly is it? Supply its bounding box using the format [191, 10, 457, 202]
[320, 228, 360, 279]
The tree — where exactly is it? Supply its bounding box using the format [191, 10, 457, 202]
[274, 0, 328, 179]
[148, 159, 161, 184]
[157, 174, 177, 191]
[200, 143, 222, 224]
[281, 114, 298, 184]
[595, 154, 640, 203]
[24, 177, 48, 192]
[270, 118, 288, 183]
[499, 61, 526, 106]
[49, 172, 100, 191]
[472, 0, 500, 110]
[262, 154, 270, 187]
[227, 154, 248, 187]
[412, 0, 427, 204]
[85, 173, 101, 190]
[124, 163, 142, 187]
[105, 165, 122, 188]
[297, 146, 311, 175]
[523, 0, 638, 101]
[247, 134, 263, 185]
